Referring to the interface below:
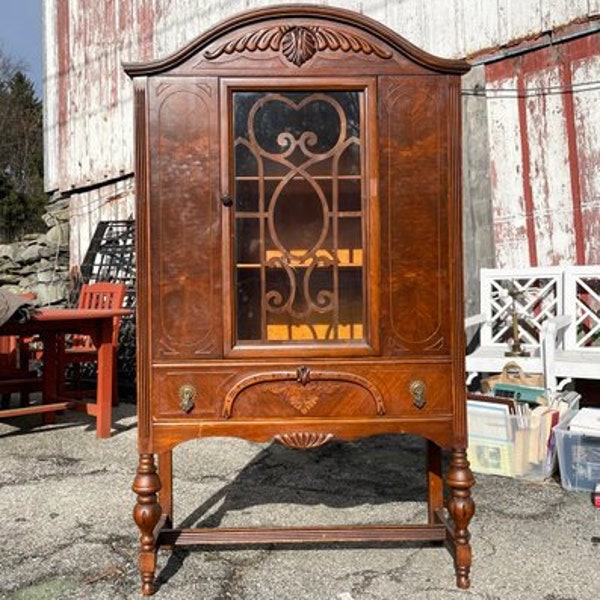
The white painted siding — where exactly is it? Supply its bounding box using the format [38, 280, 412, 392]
[573, 53, 600, 263]
[525, 67, 576, 266]
[486, 76, 530, 268]
[43, 0, 600, 266]
[485, 35, 600, 268]
[43, 0, 59, 192]
[45, 0, 599, 194]
[497, 0, 544, 44]
[541, 0, 589, 30]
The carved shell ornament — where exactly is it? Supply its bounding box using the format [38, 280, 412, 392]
[274, 432, 334, 449]
[204, 25, 392, 66]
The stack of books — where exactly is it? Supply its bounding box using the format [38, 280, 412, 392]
[467, 388, 579, 479]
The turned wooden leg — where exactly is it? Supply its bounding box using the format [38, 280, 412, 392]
[133, 453, 162, 596]
[446, 447, 475, 589]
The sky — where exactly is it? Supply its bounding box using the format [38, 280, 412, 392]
[0, 0, 43, 97]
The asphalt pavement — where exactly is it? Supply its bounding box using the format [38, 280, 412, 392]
[0, 403, 598, 600]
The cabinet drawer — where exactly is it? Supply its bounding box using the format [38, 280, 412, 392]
[152, 362, 454, 420]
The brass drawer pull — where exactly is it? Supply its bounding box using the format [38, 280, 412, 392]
[179, 384, 197, 413]
[409, 380, 426, 409]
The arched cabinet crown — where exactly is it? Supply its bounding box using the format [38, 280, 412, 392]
[124, 5, 470, 77]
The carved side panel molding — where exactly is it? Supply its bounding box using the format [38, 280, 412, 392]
[153, 80, 221, 358]
[380, 79, 450, 355]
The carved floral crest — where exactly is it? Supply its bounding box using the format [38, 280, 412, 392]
[269, 383, 320, 415]
[204, 25, 392, 66]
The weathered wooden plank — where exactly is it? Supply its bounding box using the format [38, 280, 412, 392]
[590, 0, 600, 16]
[461, 0, 501, 56]
[485, 67, 530, 268]
[524, 63, 577, 265]
[572, 52, 600, 263]
[484, 37, 600, 269]
[43, 0, 60, 193]
[497, 0, 543, 43]
[541, 0, 590, 31]
[427, 0, 462, 57]
[462, 66, 495, 318]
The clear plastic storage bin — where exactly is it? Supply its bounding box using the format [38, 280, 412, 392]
[554, 412, 600, 492]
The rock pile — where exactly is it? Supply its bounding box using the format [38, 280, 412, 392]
[0, 197, 70, 306]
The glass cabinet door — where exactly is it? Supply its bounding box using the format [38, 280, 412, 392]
[227, 83, 376, 351]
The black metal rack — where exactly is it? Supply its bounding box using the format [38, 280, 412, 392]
[79, 220, 136, 393]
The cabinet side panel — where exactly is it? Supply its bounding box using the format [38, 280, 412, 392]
[134, 80, 152, 450]
[379, 76, 451, 356]
[148, 77, 222, 360]
[449, 78, 467, 444]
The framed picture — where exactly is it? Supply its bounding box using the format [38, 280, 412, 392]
[469, 437, 515, 477]
[467, 399, 515, 441]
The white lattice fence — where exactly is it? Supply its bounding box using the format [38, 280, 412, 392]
[480, 267, 564, 349]
[565, 267, 600, 351]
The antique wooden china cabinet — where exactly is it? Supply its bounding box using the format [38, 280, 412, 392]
[125, 5, 474, 595]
